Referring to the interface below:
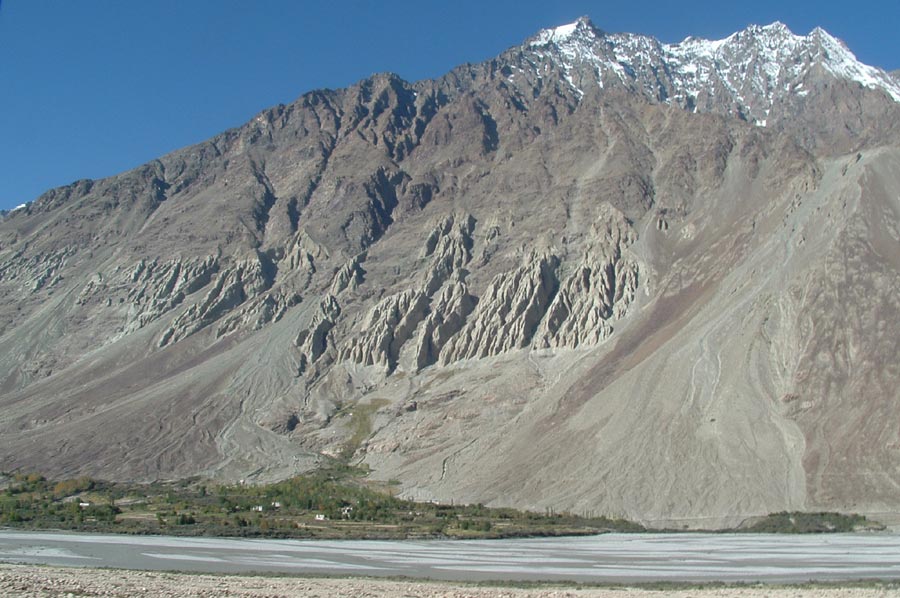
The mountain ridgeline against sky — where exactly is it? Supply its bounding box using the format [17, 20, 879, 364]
[2, 19, 900, 527]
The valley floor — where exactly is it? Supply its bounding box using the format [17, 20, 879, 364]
[1, 564, 899, 598]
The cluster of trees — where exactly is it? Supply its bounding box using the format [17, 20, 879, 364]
[215, 472, 411, 522]
[0, 473, 118, 527]
[745, 511, 871, 533]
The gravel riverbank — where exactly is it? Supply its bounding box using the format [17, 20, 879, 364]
[2, 564, 899, 598]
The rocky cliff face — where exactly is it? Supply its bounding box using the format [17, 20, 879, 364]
[2, 18, 900, 527]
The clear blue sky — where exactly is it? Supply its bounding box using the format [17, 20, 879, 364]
[1, 0, 897, 211]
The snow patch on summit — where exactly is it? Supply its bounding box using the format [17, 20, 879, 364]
[811, 28, 900, 101]
[532, 22, 578, 46]
[528, 17, 621, 97]
[530, 17, 595, 47]
[663, 21, 809, 117]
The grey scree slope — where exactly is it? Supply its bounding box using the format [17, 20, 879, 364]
[2, 18, 900, 528]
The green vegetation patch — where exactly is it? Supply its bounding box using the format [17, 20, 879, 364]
[339, 399, 390, 460]
[742, 511, 879, 533]
[1, 472, 880, 540]
[0, 468, 643, 540]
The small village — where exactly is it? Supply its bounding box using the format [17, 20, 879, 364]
[0, 470, 653, 540]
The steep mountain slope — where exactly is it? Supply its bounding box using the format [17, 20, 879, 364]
[2, 19, 900, 527]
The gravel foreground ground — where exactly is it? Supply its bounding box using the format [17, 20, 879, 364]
[2, 564, 900, 598]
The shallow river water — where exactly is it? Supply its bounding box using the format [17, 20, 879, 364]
[1, 530, 899, 583]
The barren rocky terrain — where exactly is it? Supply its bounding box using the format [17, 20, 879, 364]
[2, 18, 900, 527]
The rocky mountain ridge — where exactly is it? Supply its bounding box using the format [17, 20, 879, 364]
[1, 18, 900, 528]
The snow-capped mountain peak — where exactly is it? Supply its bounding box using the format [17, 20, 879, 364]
[529, 16, 599, 47]
[807, 28, 900, 102]
[518, 19, 900, 123]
